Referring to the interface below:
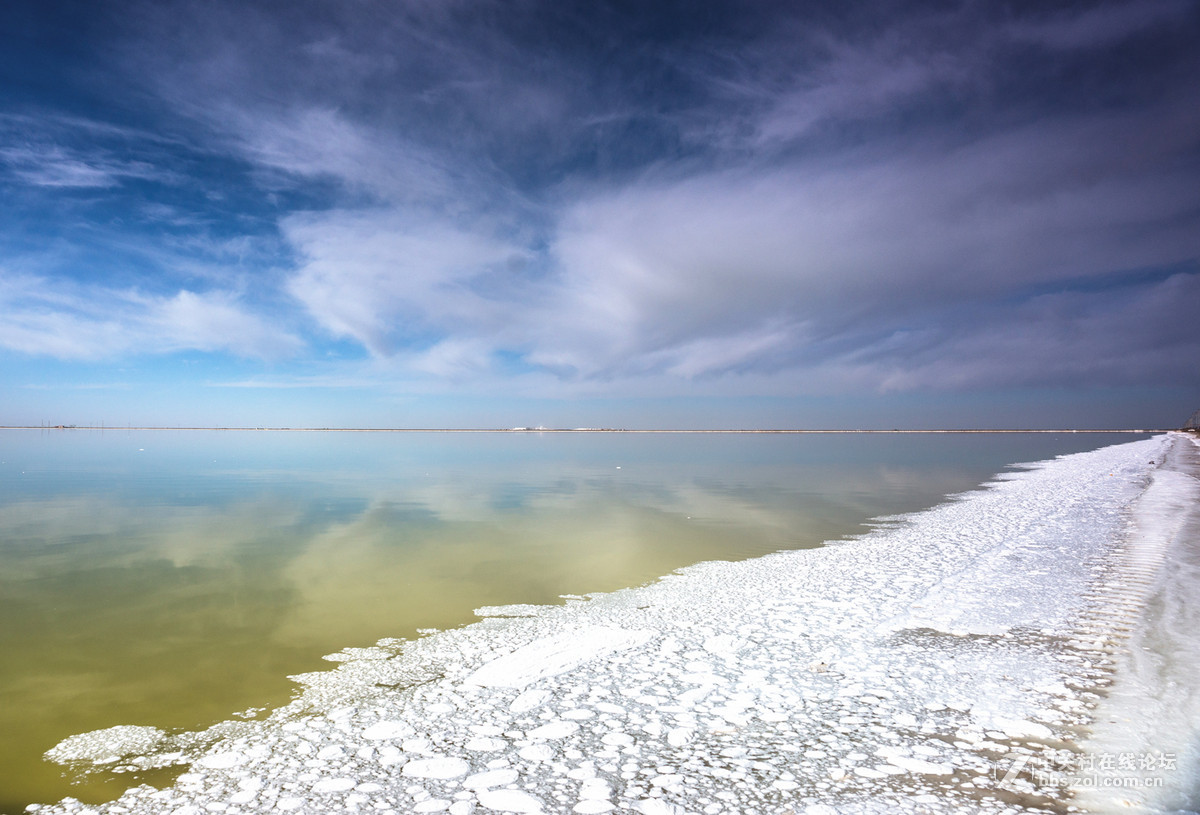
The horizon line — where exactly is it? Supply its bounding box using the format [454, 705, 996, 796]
[0, 425, 1178, 434]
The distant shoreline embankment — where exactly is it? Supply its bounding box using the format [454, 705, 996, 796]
[0, 426, 1172, 434]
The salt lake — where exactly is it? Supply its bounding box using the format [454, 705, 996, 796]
[0, 430, 1164, 813]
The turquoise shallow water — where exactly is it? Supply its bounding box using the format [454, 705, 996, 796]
[0, 430, 1145, 813]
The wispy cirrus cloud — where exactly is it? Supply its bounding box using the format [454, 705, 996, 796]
[0, 112, 184, 190]
[839, 272, 1200, 392]
[230, 106, 460, 204]
[0, 144, 174, 188]
[1006, 0, 1194, 51]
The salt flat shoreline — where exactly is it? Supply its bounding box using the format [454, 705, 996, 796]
[33, 433, 1200, 815]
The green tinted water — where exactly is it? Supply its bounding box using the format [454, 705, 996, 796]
[0, 430, 1143, 813]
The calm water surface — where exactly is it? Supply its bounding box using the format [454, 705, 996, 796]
[0, 430, 1144, 813]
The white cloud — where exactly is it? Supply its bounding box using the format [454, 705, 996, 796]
[526, 95, 1200, 385]
[283, 209, 531, 356]
[0, 144, 174, 189]
[4, 150, 118, 188]
[46, 0, 1195, 403]
[0, 271, 302, 360]
[745, 40, 970, 149]
[231, 106, 456, 203]
[151, 290, 303, 357]
[1007, 0, 1193, 51]
[837, 272, 1200, 392]
[269, 88, 1200, 393]
[656, 324, 802, 380]
[407, 338, 496, 379]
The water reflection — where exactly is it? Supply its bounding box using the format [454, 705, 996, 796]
[0, 430, 1138, 813]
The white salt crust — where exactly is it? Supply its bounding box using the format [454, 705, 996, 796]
[32, 434, 1199, 815]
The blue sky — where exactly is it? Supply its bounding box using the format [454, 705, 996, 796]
[1, 0, 1197, 429]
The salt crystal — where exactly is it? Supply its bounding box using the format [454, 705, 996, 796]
[511, 690, 552, 713]
[477, 788, 544, 812]
[527, 721, 579, 740]
[311, 777, 356, 794]
[196, 752, 245, 770]
[632, 799, 684, 815]
[463, 768, 520, 789]
[402, 757, 471, 779]
[362, 721, 410, 740]
[664, 726, 693, 750]
[465, 737, 506, 752]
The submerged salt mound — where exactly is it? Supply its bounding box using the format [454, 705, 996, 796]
[475, 605, 551, 619]
[33, 435, 1188, 815]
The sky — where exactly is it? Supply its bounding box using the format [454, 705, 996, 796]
[1, 0, 1198, 429]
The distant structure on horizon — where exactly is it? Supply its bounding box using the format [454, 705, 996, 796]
[1183, 409, 1200, 431]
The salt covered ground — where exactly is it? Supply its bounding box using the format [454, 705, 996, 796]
[34, 433, 1200, 815]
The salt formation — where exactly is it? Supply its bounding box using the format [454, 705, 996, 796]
[33, 434, 1199, 815]
[44, 727, 168, 766]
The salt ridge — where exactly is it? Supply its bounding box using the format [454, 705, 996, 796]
[33, 434, 1198, 815]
